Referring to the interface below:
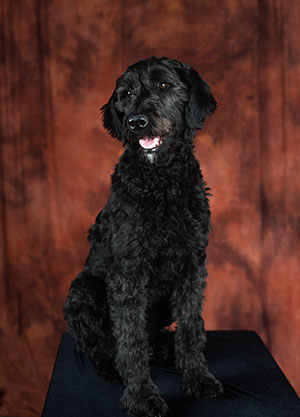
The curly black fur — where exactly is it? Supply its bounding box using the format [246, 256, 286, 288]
[64, 56, 223, 417]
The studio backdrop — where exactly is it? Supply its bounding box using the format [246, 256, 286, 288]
[0, 0, 299, 415]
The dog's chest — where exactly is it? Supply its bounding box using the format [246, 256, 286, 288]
[110, 160, 209, 263]
[116, 194, 199, 258]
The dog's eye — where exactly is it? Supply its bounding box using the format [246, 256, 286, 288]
[158, 82, 169, 90]
[127, 90, 133, 97]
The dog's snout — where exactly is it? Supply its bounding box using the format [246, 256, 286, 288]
[127, 114, 149, 131]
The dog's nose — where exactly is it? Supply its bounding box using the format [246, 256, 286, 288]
[127, 114, 149, 131]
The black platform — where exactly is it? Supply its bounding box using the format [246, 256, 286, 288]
[42, 331, 300, 417]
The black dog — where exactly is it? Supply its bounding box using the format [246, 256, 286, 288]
[64, 56, 223, 417]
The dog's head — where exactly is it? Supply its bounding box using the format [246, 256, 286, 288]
[101, 57, 216, 154]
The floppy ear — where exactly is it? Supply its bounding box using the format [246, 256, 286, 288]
[162, 58, 217, 130]
[183, 69, 217, 130]
[100, 93, 125, 144]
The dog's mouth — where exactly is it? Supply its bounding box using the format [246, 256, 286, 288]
[138, 136, 163, 152]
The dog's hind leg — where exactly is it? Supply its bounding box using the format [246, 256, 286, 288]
[64, 268, 120, 382]
[172, 254, 224, 398]
[106, 262, 169, 417]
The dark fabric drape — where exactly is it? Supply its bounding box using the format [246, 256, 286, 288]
[43, 332, 300, 417]
[0, 0, 299, 415]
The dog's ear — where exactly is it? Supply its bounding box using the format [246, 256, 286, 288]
[183, 68, 217, 130]
[101, 93, 125, 144]
[162, 58, 217, 130]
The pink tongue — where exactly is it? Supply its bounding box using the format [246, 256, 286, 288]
[139, 136, 161, 149]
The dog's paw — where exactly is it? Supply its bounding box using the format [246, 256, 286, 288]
[122, 385, 169, 417]
[182, 370, 223, 399]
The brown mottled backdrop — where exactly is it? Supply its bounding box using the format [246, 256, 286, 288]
[0, 0, 299, 415]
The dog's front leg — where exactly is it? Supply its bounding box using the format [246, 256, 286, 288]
[173, 257, 223, 398]
[107, 263, 169, 417]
